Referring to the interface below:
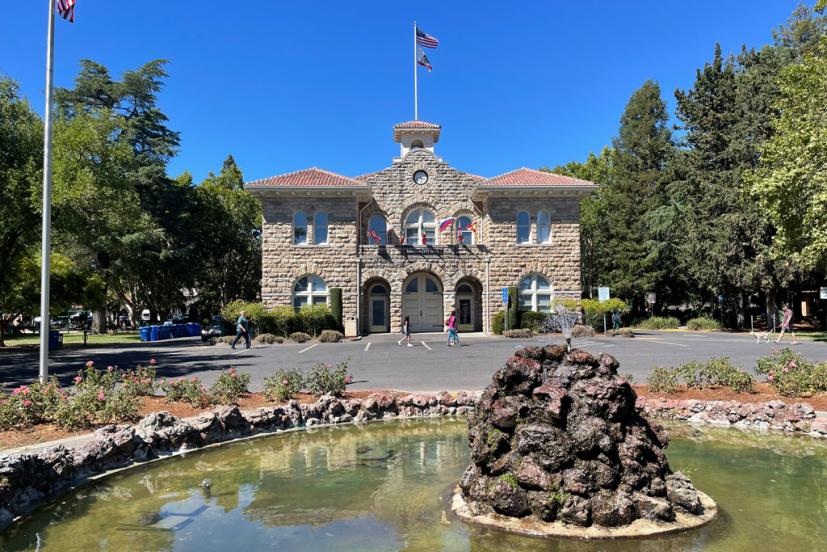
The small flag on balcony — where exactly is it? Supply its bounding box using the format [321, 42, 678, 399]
[465, 221, 478, 234]
[367, 228, 383, 245]
[57, 0, 76, 23]
[438, 217, 454, 232]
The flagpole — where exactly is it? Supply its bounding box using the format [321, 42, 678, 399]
[38, 0, 57, 383]
[413, 21, 418, 120]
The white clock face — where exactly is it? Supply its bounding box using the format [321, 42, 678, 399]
[413, 170, 429, 185]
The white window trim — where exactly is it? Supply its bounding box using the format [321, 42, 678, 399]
[293, 275, 329, 308]
[536, 210, 552, 244]
[404, 207, 437, 246]
[519, 274, 554, 312]
[456, 215, 475, 245]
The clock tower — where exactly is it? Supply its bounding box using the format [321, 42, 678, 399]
[393, 120, 441, 158]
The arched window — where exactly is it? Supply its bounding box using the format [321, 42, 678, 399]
[457, 215, 474, 244]
[536, 211, 551, 244]
[411, 140, 424, 150]
[518, 274, 553, 313]
[456, 283, 473, 294]
[293, 275, 328, 308]
[367, 214, 387, 245]
[405, 207, 436, 245]
[516, 211, 530, 244]
[314, 212, 328, 245]
[293, 212, 308, 245]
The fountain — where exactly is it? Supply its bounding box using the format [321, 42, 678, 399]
[453, 345, 717, 538]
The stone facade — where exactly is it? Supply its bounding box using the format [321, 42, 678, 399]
[250, 122, 595, 335]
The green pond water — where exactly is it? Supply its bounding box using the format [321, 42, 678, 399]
[2, 419, 826, 552]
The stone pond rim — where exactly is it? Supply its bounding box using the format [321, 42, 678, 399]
[455, 345, 717, 537]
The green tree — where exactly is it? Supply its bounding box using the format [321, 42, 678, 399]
[0, 77, 42, 345]
[749, 34, 827, 273]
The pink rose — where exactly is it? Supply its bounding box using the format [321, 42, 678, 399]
[22, 400, 32, 407]
[74, 376, 83, 384]
[191, 376, 198, 382]
[107, 365, 114, 372]
[788, 361, 797, 369]
[282, 379, 289, 386]
[149, 358, 157, 366]
[12, 387, 21, 396]
[783, 367, 789, 374]
[97, 390, 105, 401]
[767, 373, 774, 382]
[86, 360, 94, 368]
[344, 375, 353, 384]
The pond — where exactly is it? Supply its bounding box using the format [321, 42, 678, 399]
[1, 419, 825, 551]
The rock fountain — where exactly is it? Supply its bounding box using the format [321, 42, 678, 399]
[452, 345, 716, 538]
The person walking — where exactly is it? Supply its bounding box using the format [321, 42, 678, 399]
[612, 310, 622, 331]
[398, 316, 412, 347]
[775, 303, 798, 345]
[446, 310, 458, 347]
[231, 310, 251, 350]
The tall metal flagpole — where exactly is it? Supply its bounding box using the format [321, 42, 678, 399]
[39, 0, 57, 383]
[413, 21, 418, 120]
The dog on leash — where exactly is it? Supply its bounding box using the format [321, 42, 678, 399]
[750, 330, 770, 343]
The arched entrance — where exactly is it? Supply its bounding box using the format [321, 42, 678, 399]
[455, 277, 483, 332]
[401, 272, 443, 332]
[368, 283, 390, 333]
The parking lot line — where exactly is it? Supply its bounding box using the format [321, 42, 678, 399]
[299, 343, 319, 354]
[421, 341, 432, 351]
[365, 342, 372, 352]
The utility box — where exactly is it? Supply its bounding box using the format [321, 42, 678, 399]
[344, 317, 357, 337]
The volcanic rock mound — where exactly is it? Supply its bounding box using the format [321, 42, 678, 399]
[459, 346, 707, 528]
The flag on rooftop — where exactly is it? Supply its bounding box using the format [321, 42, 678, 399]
[417, 48, 432, 72]
[56, 0, 76, 23]
[416, 26, 439, 48]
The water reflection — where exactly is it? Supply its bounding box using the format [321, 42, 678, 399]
[1, 419, 825, 552]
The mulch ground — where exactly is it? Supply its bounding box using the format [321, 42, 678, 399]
[2, 387, 825, 452]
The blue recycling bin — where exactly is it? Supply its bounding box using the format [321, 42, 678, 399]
[188, 323, 201, 337]
[173, 324, 187, 338]
[158, 326, 172, 340]
[140, 327, 152, 342]
[150, 325, 159, 342]
[48, 330, 62, 351]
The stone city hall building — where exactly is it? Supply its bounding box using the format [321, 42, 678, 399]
[247, 121, 595, 336]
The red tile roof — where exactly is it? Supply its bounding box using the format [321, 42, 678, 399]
[246, 167, 367, 188]
[482, 167, 595, 187]
[393, 120, 441, 129]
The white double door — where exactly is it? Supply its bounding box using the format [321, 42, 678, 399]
[401, 273, 443, 333]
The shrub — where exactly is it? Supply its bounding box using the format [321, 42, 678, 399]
[647, 366, 680, 393]
[519, 311, 547, 332]
[756, 348, 827, 397]
[0, 378, 65, 430]
[503, 328, 532, 338]
[618, 372, 634, 384]
[121, 361, 157, 396]
[209, 367, 250, 404]
[221, 300, 270, 333]
[290, 332, 312, 343]
[271, 306, 298, 336]
[254, 333, 283, 344]
[492, 311, 505, 335]
[161, 376, 211, 408]
[610, 328, 635, 337]
[637, 316, 680, 330]
[305, 360, 351, 397]
[686, 317, 720, 331]
[330, 288, 343, 331]
[319, 330, 343, 343]
[298, 304, 336, 337]
[678, 357, 753, 392]
[264, 368, 304, 401]
[571, 324, 595, 338]
[218, 335, 236, 345]
[506, 286, 519, 331]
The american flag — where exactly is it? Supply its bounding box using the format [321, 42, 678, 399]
[417, 48, 432, 72]
[56, 0, 76, 23]
[416, 27, 439, 48]
[367, 228, 383, 245]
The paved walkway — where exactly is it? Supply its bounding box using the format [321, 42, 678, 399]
[1, 330, 825, 392]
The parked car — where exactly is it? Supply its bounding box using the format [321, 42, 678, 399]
[201, 315, 232, 341]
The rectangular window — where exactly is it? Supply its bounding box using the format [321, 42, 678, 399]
[518, 295, 531, 310]
[314, 212, 328, 244]
[517, 212, 531, 244]
[406, 228, 419, 245]
[537, 294, 552, 312]
[294, 226, 307, 245]
[293, 296, 309, 308]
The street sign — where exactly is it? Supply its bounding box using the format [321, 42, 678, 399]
[598, 287, 610, 302]
[646, 292, 656, 305]
[502, 287, 509, 304]
[821, 287, 827, 300]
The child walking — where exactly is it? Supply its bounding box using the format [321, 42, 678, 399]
[398, 316, 412, 346]
[446, 310, 458, 347]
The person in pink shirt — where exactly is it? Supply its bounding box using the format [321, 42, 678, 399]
[446, 310, 458, 347]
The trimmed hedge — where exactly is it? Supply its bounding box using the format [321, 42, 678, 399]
[636, 316, 680, 330]
[319, 330, 343, 343]
[329, 288, 343, 331]
[221, 301, 338, 337]
[503, 328, 532, 338]
[506, 286, 518, 331]
[686, 317, 720, 331]
[492, 311, 505, 335]
[519, 311, 547, 332]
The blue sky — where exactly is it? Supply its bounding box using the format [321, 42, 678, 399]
[1, 1, 805, 182]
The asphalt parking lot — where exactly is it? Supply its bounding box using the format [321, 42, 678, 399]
[2, 330, 825, 392]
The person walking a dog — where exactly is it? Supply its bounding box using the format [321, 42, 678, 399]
[776, 303, 798, 345]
